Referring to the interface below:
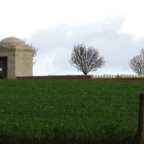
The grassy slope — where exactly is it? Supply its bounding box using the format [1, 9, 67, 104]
[0, 80, 141, 143]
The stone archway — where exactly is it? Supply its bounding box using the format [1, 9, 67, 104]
[0, 57, 7, 79]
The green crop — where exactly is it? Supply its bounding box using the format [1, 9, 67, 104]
[0, 80, 141, 143]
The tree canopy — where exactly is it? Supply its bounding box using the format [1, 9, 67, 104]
[129, 49, 144, 75]
[69, 44, 105, 75]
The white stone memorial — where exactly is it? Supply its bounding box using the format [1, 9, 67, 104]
[0, 37, 34, 79]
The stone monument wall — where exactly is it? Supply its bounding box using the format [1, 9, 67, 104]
[15, 50, 33, 77]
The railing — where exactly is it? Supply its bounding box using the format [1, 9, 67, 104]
[92, 74, 144, 78]
[47, 74, 144, 78]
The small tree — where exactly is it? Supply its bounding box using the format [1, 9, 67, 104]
[69, 43, 105, 75]
[129, 49, 144, 75]
[30, 43, 38, 65]
[22, 39, 38, 65]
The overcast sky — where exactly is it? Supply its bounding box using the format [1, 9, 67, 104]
[0, 0, 144, 76]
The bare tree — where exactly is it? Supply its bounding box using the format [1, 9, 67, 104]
[22, 39, 38, 65]
[30, 43, 38, 65]
[129, 49, 144, 75]
[69, 43, 105, 75]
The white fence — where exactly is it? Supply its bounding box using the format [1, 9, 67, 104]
[47, 74, 144, 78]
[92, 74, 144, 78]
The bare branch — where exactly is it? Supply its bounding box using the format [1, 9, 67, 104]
[69, 43, 105, 75]
[21, 39, 38, 65]
[129, 49, 144, 75]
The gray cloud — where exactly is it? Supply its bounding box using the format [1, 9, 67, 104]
[26, 16, 144, 76]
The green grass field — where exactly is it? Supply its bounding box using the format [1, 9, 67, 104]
[0, 79, 141, 143]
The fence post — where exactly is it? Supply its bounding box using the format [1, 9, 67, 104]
[137, 92, 144, 144]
